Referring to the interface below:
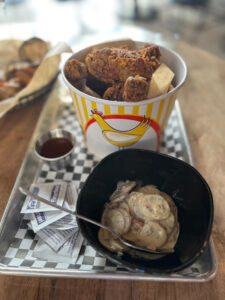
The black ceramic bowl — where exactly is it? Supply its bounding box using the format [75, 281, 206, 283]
[77, 149, 213, 274]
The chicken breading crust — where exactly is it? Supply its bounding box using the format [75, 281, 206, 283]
[103, 82, 124, 101]
[123, 75, 149, 102]
[64, 58, 88, 82]
[103, 75, 148, 102]
[85, 44, 161, 83]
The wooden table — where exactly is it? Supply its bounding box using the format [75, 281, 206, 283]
[0, 42, 225, 300]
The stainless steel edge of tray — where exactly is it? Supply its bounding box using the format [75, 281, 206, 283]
[0, 82, 218, 281]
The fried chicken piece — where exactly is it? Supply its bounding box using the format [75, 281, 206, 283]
[7, 63, 38, 77]
[85, 44, 161, 83]
[0, 65, 39, 100]
[103, 75, 148, 102]
[85, 48, 114, 83]
[64, 58, 88, 82]
[139, 43, 160, 52]
[6, 65, 38, 87]
[123, 75, 148, 102]
[10, 71, 32, 87]
[103, 82, 124, 101]
[22, 65, 38, 76]
[0, 82, 21, 101]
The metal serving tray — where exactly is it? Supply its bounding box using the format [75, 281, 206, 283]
[0, 81, 217, 281]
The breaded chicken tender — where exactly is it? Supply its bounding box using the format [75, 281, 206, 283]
[103, 75, 148, 102]
[85, 44, 161, 83]
[103, 82, 124, 101]
[123, 75, 148, 102]
[64, 58, 88, 82]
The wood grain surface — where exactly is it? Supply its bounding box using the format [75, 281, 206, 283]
[0, 42, 225, 300]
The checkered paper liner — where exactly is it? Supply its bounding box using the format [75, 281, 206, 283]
[0, 104, 202, 276]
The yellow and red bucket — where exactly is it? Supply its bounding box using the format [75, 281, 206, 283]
[62, 40, 187, 158]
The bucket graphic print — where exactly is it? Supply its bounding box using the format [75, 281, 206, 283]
[62, 40, 187, 158]
[70, 91, 177, 157]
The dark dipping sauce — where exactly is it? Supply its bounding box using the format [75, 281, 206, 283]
[39, 138, 73, 159]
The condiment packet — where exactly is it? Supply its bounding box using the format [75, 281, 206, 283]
[23, 214, 33, 221]
[63, 182, 78, 211]
[33, 231, 83, 264]
[46, 183, 78, 230]
[21, 182, 67, 213]
[21, 182, 78, 233]
[20, 181, 83, 260]
[47, 214, 77, 231]
[29, 210, 69, 233]
[36, 227, 77, 251]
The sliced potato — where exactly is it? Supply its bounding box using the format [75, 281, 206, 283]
[124, 220, 167, 250]
[127, 192, 144, 220]
[147, 63, 174, 99]
[138, 194, 171, 221]
[101, 207, 110, 225]
[119, 208, 131, 233]
[98, 228, 124, 254]
[110, 180, 137, 202]
[105, 208, 125, 235]
[118, 201, 130, 213]
[99, 183, 179, 254]
[159, 212, 175, 234]
[123, 219, 145, 243]
[160, 191, 178, 219]
[109, 193, 127, 203]
[101, 202, 131, 234]
[160, 224, 180, 250]
[128, 192, 171, 221]
[136, 185, 160, 195]
[141, 221, 168, 249]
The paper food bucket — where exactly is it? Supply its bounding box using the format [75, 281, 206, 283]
[62, 40, 187, 158]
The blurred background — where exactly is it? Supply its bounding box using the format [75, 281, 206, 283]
[0, 0, 225, 58]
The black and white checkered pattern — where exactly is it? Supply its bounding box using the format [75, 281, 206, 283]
[0, 104, 203, 276]
[161, 110, 183, 159]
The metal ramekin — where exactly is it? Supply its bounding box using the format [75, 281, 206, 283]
[34, 128, 76, 170]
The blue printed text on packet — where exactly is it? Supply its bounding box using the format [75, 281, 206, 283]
[26, 187, 40, 210]
[50, 185, 61, 204]
[34, 212, 46, 225]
